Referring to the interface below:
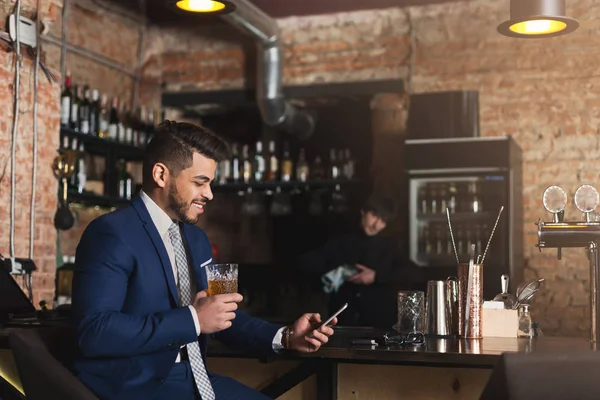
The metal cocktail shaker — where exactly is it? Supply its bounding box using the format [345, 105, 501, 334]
[425, 279, 458, 337]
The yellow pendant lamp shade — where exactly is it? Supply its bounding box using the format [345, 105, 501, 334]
[169, 0, 235, 14]
[497, 0, 579, 38]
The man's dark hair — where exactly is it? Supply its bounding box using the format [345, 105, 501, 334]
[362, 193, 398, 223]
[142, 120, 230, 186]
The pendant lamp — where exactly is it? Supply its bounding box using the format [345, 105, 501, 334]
[167, 0, 235, 14]
[497, 0, 579, 38]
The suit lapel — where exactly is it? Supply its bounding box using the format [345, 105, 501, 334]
[132, 197, 180, 305]
[182, 224, 209, 292]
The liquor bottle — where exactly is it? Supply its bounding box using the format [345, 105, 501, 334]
[230, 143, 240, 182]
[296, 148, 309, 182]
[137, 106, 147, 147]
[89, 89, 99, 136]
[97, 94, 109, 139]
[60, 73, 73, 127]
[418, 185, 428, 214]
[122, 105, 133, 145]
[337, 149, 345, 179]
[448, 183, 457, 214]
[430, 184, 438, 214]
[117, 159, 133, 200]
[69, 138, 79, 190]
[108, 97, 120, 141]
[78, 85, 91, 134]
[266, 140, 278, 182]
[253, 141, 265, 182]
[218, 148, 231, 184]
[281, 142, 293, 182]
[311, 156, 325, 180]
[76, 142, 86, 194]
[329, 148, 340, 179]
[469, 182, 482, 213]
[242, 144, 251, 183]
[343, 148, 355, 179]
[70, 85, 80, 131]
[146, 108, 156, 145]
[438, 183, 448, 214]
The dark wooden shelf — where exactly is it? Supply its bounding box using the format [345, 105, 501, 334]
[416, 211, 497, 222]
[67, 190, 131, 208]
[60, 127, 145, 161]
[211, 179, 362, 193]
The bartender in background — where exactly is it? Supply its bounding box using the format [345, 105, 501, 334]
[296, 192, 422, 328]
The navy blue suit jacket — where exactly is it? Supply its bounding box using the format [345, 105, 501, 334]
[71, 196, 281, 400]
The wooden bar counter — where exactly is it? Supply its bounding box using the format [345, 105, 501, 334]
[0, 325, 593, 399]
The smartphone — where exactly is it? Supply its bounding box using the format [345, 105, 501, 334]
[318, 303, 348, 329]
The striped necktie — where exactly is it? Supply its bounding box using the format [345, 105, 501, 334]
[168, 222, 215, 400]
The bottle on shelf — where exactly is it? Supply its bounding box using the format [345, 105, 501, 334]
[418, 185, 428, 215]
[329, 148, 339, 179]
[117, 159, 133, 200]
[60, 73, 73, 128]
[343, 148, 355, 179]
[230, 143, 240, 183]
[281, 142, 293, 182]
[78, 85, 91, 135]
[448, 183, 457, 214]
[108, 97, 120, 141]
[242, 145, 252, 183]
[266, 140, 278, 182]
[70, 85, 80, 132]
[97, 93, 109, 139]
[89, 89, 100, 136]
[76, 142, 86, 194]
[218, 150, 231, 184]
[296, 148, 309, 182]
[253, 141, 265, 182]
[311, 156, 325, 180]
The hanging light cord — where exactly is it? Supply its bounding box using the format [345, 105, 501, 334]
[10, 0, 22, 267]
[26, 0, 42, 301]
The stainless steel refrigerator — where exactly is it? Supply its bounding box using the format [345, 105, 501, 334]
[404, 136, 523, 300]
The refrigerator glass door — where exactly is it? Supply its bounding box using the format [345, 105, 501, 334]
[409, 174, 506, 267]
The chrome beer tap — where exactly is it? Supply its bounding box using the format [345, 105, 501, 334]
[537, 185, 600, 343]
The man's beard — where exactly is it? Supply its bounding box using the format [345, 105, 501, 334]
[168, 181, 199, 225]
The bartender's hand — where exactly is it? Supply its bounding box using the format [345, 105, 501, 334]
[347, 264, 376, 285]
[193, 290, 242, 334]
[288, 313, 336, 353]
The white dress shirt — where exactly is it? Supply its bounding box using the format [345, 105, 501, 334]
[140, 191, 286, 354]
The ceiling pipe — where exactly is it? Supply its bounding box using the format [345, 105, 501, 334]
[221, 0, 315, 139]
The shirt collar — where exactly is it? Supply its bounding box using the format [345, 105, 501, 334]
[140, 190, 176, 236]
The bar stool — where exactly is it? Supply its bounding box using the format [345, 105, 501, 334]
[480, 350, 600, 400]
[8, 326, 98, 400]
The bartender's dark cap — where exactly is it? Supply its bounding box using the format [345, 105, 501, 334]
[362, 193, 398, 223]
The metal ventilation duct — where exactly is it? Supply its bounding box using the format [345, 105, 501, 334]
[221, 1, 315, 139]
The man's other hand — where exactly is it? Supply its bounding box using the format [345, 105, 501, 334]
[288, 313, 336, 353]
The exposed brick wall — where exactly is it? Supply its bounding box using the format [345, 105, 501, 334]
[141, 0, 597, 337]
[0, 0, 62, 306]
[0, 0, 140, 307]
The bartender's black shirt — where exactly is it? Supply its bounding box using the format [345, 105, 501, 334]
[296, 229, 423, 328]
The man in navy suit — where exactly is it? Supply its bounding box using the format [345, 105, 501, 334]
[71, 121, 336, 400]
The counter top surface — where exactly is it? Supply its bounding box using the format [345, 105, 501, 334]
[208, 326, 593, 368]
[0, 324, 593, 368]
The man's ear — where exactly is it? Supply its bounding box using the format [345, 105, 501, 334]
[152, 163, 170, 188]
